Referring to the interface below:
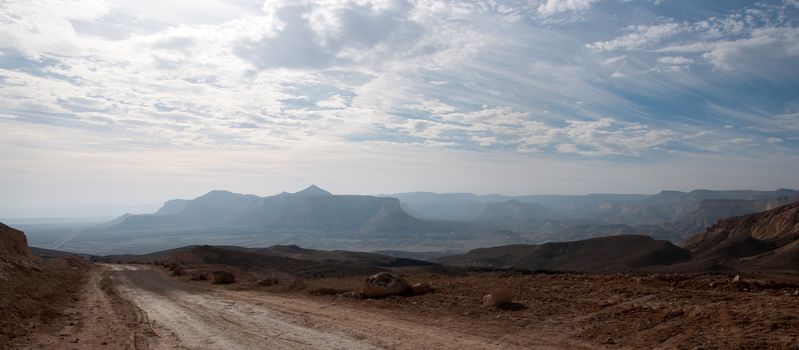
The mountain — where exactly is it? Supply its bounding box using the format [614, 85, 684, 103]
[154, 199, 189, 215]
[380, 192, 512, 220]
[476, 200, 559, 232]
[388, 189, 799, 243]
[683, 201, 799, 272]
[438, 235, 690, 273]
[592, 189, 799, 226]
[291, 184, 332, 197]
[110, 186, 448, 235]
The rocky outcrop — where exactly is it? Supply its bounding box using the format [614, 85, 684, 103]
[209, 271, 235, 284]
[359, 272, 411, 298]
[0, 222, 34, 269]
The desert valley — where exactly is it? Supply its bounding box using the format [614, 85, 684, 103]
[2, 0, 799, 348]
[2, 186, 799, 349]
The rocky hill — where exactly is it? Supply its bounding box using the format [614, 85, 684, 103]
[437, 235, 691, 273]
[684, 201, 799, 272]
[103, 244, 435, 278]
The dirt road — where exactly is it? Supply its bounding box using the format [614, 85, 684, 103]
[16, 265, 565, 350]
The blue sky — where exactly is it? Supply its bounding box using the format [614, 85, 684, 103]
[1, 0, 798, 217]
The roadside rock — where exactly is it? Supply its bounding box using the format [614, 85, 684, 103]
[189, 272, 207, 281]
[257, 276, 278, 287]
[412, 282, 435, 295]
[209, 271, 235, 284]
[482, 288, 513, 307]
[360, 272, 411, 298]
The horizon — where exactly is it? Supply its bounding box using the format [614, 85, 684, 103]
[2, 0, 799, 218]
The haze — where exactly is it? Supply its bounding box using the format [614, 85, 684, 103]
[2, 0, 799, 218]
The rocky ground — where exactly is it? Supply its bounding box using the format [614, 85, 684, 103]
[300, 270, 799, 349]
[4, 263, 799, 349]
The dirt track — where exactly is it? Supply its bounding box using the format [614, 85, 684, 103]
[14, 265, 566, 350]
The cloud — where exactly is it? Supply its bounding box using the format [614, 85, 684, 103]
[537, 0, 598, 17]
[235, 0, 422, 70]
[701, 27, 799, 70]
[0, 0, 796, 175]
[0, 0, 112, 58]
[588, 22, 682, 52]
[657, 56, 693, 65]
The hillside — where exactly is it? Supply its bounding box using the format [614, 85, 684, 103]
[101, 244, 435, 279]
[684, 201, 799, 272]
[437, 235, 691, 273]
[0, 223, 91, 343]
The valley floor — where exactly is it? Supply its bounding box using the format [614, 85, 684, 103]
[6, 264, 799, 349]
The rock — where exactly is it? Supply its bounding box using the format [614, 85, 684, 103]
[732, 275, 741, 283]
[359, 272, 411, 298]
[189, 272, 207, 281]
[257, 276, 279, 287]
[482, 288, 513, 307]
[411, 282, 434, 295]
[311, 288, 348, 296]
[169, 267, 183, 276]
[340, 291, 361, 299]
[209, 271, 235, 284]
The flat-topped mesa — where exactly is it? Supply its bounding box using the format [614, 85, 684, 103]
[108, 186, 442, 234]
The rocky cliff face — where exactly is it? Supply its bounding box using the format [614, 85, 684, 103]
[0, 222, 32, 267]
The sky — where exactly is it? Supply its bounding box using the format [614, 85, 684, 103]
[1, 0, 798, 218]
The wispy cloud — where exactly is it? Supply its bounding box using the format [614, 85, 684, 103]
[0, 0, 798, 215]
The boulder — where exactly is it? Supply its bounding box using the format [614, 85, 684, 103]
[169, 267, 183, 276]
[209, 271, 235, 284]
[257, 276, 279, 287]
[411, 282, 435, 295]
[359, 272, 411, 298]
[482, 288, 513, 307]
[189, 272, 207, 281]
